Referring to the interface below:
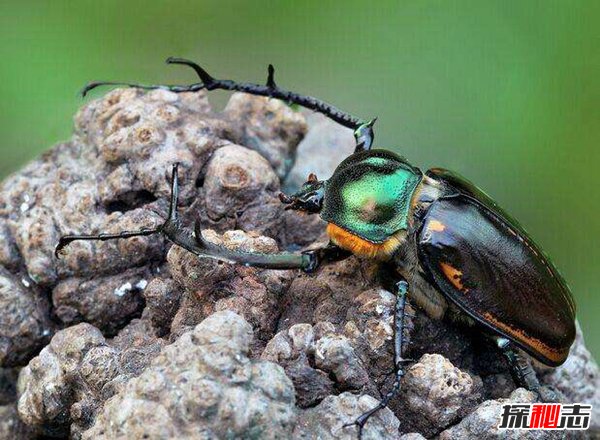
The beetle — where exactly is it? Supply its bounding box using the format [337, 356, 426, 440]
[55, 58, 576, 437]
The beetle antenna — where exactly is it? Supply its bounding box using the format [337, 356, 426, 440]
[80, 57, 375, 151]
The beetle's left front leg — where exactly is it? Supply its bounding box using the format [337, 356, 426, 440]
[344, 279, 409, 437]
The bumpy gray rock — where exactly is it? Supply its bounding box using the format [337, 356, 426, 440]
[17, 323, 107, 436]
[0, 367, 19, 405]
[224, 92, 307, 179]
[166, 229, 296, 353]
[439, 388, 562, 440]
[399, 354, 483, 436]
[399, 434, 427, 440]
[84, 311, 296, 439]
[1, 86, 597, 439]
[52, 267, 151, 336]
[0, 88, 307, 367]
[0, 404, 34, 439]
[293, 392, 400, 440]
[17, 320, 163, 438]
[142, 277, 180, 337]
[284, 112, 355, 192]
[0, 267, 53, 367]
[539, 322, 600, 431]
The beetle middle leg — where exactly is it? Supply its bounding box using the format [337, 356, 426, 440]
[343, 279, 410, 438]
[496, 337, 558, 402]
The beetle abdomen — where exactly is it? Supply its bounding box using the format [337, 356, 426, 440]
[418, 191, 576, 366]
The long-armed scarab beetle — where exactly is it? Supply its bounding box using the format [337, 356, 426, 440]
[55, 58, 576, 436]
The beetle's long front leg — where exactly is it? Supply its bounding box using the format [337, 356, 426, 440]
[300, 243, 351, 272]
[56, 164, 339, 273]
[344, 280, 409, 438]
[82, 57, 374, 153]
[496, 337, 557, 402]
[155, 165, 334, 272]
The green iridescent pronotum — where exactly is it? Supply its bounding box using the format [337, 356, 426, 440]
[321, 149, 422, 242]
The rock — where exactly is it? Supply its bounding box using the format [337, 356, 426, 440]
[204, 144, 279, 217]
[16, 320, 163, 438]
[439, 388, 563, 440]
[315, 334, 370, 390]
[52, 267, 151, 336]
[276, 260, 403, 400]
[284, 112, 354, 192]
[0, 88, 306, 366]
[17, 323, 106, 437]
[202, 144, 284, 239]
[399, 434, 427, 440]
[83, 311, 296, 439]
[0, 267, 53, 367]
[168, 229, 295, 353]
[142, 277, 181, 337]
[0, 86, 306, 345]
[293, 392, 400, 440]
[0, 368, 19, 405]
[224, 93, 307, 179]
[109, 318, 164, 378]
[262, 323, 335, 408]
[540, 322, 600, 431]
[0, 405, 34, 440]
[398, 353, 484, 436]
[0, 219, 20, 269]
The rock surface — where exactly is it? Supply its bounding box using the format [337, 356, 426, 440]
[84, 311, 297, 439]
[0, 87, 596, 439]
[438, 388, 563, 440]
[17, 320, 163, 437]
[293, 392, 400, 440]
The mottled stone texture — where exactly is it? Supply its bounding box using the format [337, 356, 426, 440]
[0, 88, 596, 439]
[84, 311, 296, 439]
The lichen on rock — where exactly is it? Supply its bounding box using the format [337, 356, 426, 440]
[0, 86, 597, 439]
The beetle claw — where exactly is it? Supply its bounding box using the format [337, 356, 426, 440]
[279, 192, 293, 204]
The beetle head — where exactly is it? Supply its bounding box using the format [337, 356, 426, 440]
[279, 173, 325, 214]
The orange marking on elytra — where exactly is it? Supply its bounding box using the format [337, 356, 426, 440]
[428, 220, 446, 232]
[439, 262, 469, 293]
[482, 312, 568, 365]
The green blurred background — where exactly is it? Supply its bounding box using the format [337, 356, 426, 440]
[0, 1, 597, 356]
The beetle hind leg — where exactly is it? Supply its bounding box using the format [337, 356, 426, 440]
[343, 280, 410, 438]
[496, 337, 558, 402]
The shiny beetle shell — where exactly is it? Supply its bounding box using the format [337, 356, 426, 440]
[418, 169, 576, 366]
